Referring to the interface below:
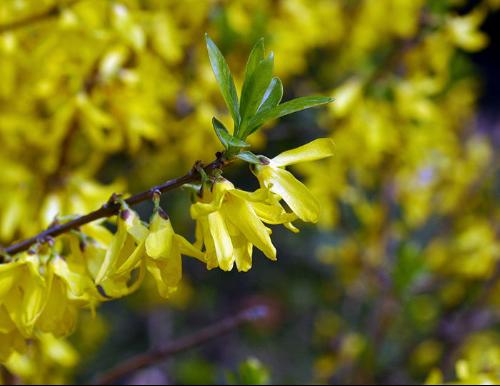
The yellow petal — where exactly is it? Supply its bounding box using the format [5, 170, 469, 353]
[146, 212, 174, 259]
[82, 243, 107, 281]
[0, 305, 15, 334]
[0, 261, 24, 301]
[258, 166, 320, 223]
[39, 333, 79, 368]
[284, 222, 300, 233]
[447, 8, 489, 52]
[0, 330, 25, 362]
[98, 261, 145, 299]
[232, 188, 299, 228]
[2, 288, 23, 337]
[0, 198, 23, 241]
[40, 192, 63, 228]
[81, 223, 114, 245]
[146, 244, 182, 298]
[232, 234, 253, 272]
[251, 201, 297, 225]
[123, 210, 149, 243]
[52, 255, 96, 301]
[271, 138, 335, 167]
[36, 277, 78, 337]
[174, 234, 206, 262]
[223, 194, 276, 261]
[208, 211, 234, 271]
[19, 260, 51, 337]
[95, 217, 128, 284]
[190, 201, 220, 218]
[190, 179, 233, 218]
[229, 187, 270, 203]
[194, 219, 203, 250]
[199, 217, 219, 270]
[114, 241, 146, 276]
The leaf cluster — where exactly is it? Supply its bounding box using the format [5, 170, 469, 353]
[206, 34, 333, 159]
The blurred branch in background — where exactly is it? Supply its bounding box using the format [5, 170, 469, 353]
[93, 305, 270, 385]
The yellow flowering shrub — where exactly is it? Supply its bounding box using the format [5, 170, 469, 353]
[0, 0, 498, 384]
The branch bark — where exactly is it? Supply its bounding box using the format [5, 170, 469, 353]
[1, 155, 229, 259]
[93, 305, 269, 385]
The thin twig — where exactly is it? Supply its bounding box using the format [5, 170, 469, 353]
[0, 0, 82, 34]
[0, 366, 18, 385]
[2, 155, 229, 258]
[93, 305, 269, 385]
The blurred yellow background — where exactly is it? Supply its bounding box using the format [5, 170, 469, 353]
[0, 0, 498, 384]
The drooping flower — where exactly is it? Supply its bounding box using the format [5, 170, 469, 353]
[0, 260, 30, 359]
[1, 255, 50, 338]
[93, 208, 148, 298]
[191, 179, 278, 272]
[252, 138, 335, 223]
[0, 250, 94, 341]
[228, 187, 300, 233]
[66, 222, 143, 300]
[144, 209, 205, 298]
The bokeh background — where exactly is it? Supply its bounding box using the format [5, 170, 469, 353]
[0, 0, 499, 384]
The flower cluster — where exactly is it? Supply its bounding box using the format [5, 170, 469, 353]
[0, 137, 333, 363]
[192, 138, 334, 272]
[0, 33, 334, 371]
[0, 0, 498, 383]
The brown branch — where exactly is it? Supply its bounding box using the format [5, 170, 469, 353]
[0, 0, 82, 34]
[93, 305, 270, 385]
[1, 155, 229, 258]
[0, 366, 18, 385]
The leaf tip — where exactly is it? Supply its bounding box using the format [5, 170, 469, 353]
[205, 33, 214, 46]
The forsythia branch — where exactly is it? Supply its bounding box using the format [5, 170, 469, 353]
[1, 155, 229, 259]
[93, 305, 270, 385]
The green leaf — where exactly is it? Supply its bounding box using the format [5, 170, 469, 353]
[246, 96, 334, 135]
[235, 151, 263, 165]
[239, 52, 274, 133]
[205, 34, 240, 127]
[212, 118, 250, 149]
[212, 117, 230, 148]
[242, 38, 265, 91]
[257, 77, 283, 113]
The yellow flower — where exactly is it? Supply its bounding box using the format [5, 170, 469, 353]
[0, 251, 91, 340]
[191, 179, 277, 272]
[231, 187, 300, 233]
[0, 261, 28, 360]
[94, 208, 148, 298]
[446, 8, 489, 52]
[2, 256, 49, 338]
[35, 268, 79, 338]
[145, 210, 205, 298]
[4, 333, 79, 384]
[0, 260, 25, 303]
[252, 138, 335, 223]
